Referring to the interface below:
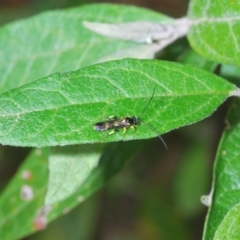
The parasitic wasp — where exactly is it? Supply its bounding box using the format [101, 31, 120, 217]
[93, 88, 167, 149]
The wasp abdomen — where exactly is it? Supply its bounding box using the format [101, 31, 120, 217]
[93, 116, 139, 132]
[93, 122, 109, 131]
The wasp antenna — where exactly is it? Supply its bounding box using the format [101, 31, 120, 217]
[157, 135, 168, 149]
[141, 120, 167, 149]
[140, 87, 156, 117]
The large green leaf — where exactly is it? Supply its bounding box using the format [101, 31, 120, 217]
[0, 59, 236, 147]
[187, 0, 240, 66]
[203, 99, 240, 239]
[0, 4, 169, 93]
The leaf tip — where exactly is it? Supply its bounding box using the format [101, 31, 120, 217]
[229, 88, 240, 97]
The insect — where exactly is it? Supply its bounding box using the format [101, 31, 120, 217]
[94, 116, 138, 134]
[93, 88, 167, 148]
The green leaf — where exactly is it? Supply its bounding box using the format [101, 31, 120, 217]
[0, 4, 168, 93]
[45, 145, 102, 204]
[214, 203, 240, 239]
[0, 140, 143, 239]
[0, 59, 236, 147]
[187, 0, 240, 66]
[0, 148, 50, 240]
[203, 99, 240, 240]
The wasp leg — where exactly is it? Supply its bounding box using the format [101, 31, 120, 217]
[105, 116, 117, 121]
[108, 130, 116, 136]
[101, 128, 118, 139]
[130, 126, 135, 131]
[122, 126, 135, 135]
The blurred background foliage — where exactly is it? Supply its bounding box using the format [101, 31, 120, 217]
[0, 0, 228, 239]
[0, 0, 189, 25]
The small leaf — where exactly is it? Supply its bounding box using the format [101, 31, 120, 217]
[203, 99, 240, 240]
[0, 59, 236, 147]
[45, 145, 102, 204]
[83, 18, 189, 43]
[83, 18, 189, 55]
[83, 21, 174, 43]
[187, 0, 240, 66]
